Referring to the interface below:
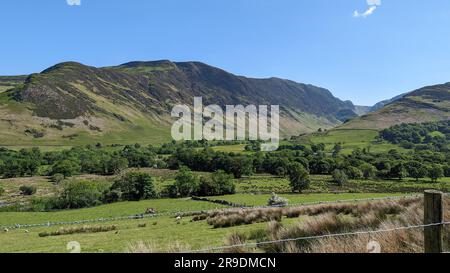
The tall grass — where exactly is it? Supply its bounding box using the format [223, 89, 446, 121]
[224, 196, 450, 253]
[126, 241, 191, 253]
[203, 197, 417, 228]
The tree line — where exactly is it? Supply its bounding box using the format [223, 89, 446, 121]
[380, 120, 449, 152]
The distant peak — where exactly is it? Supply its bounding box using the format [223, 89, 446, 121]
[41, 61, 89, 74]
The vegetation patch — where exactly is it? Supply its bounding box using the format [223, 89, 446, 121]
[38, 225, 117, 237]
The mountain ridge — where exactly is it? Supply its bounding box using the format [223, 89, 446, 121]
[0, 60, 361, 145]
[2, 60, 447, 146]
[341, 82, 450, 130]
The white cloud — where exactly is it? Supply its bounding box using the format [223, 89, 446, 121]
[67, 0, 81, 6]
[354, 0, 381, 18]
[353, 6, 378, 18]
[367, 0, 382, 6]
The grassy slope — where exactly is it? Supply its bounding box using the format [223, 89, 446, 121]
[0, 90, 171, 148]
[294, 129, 406, 154]
[341, 88, 450, 130]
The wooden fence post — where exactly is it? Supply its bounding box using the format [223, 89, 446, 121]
[424, 190, 443, 253]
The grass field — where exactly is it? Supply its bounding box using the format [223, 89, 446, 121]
[207, 193, 408, 207]
[211, 144, 248, 153]
[1, 168, 448, 253]
[0, 198, 228, 227]
[0, 192, 404, 253]
[298, 129, 406, 154]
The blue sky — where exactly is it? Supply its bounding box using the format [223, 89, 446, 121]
[1, 0, 450, 105]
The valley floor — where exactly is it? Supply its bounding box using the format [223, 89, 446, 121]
[0, 192, 407, 253]
[1, 170, 449, 253]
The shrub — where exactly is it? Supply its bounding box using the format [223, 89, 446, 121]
[39, 225, 117, 237]
[111, 172, 156, 201]
[0, 186, 4, 196]
[102, 189, 122, 203]
[19, 185, 37, 196]
[51, 173, 65, 185]
[57, 180, 107, 209]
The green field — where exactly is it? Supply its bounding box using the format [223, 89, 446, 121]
[211, 144, 248, 153]
[207, 192, 408, 207]
[300, 129, 406, 154]
[0, 192, 404, 253]
[0, 198, 227, 227]
[1, 164, 448, 253]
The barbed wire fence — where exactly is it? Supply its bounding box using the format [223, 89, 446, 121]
[188, 221, 450, 253]
[189, 191, 450, 253]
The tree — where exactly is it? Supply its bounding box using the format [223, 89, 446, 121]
[360, 163, 377, 180]
[344, 166, 363, 180]
[211, 170, 235, 195]
[288, 162, 310, 193]
[105, 156, 129, 175]
[389, 162, 408, 180]
[332, 144, 342, 157]
[51, 160, 80, 178]
[111, 172, 156, 201]
[406, 161, 428, 182]
[197, 176, 220, 196]
[444, 164, 450, 178]
[275, 167, 286, 177]
[196, 171, 235, 196]
[173, 167, 199, 197]
[311, 143, 326, 153]
[2, 159, 26, 178]
[428, 164, 444, 183]
[332, 169, 348, 186]
[58, 180, 107, 209]
[228, 157, 253, 178]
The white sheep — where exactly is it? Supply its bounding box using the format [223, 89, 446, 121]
[3, 228, 9, 232]
[176, 216, 182, 221]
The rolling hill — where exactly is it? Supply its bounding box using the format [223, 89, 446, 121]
[341, 83, 450, 130]
[0, 61, 362, 147]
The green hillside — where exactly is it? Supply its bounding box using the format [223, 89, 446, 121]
[0, 61, 363, 147]
[341, 83, 450, 130]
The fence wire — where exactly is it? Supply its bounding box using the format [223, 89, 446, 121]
[188, 221, 450, 253]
